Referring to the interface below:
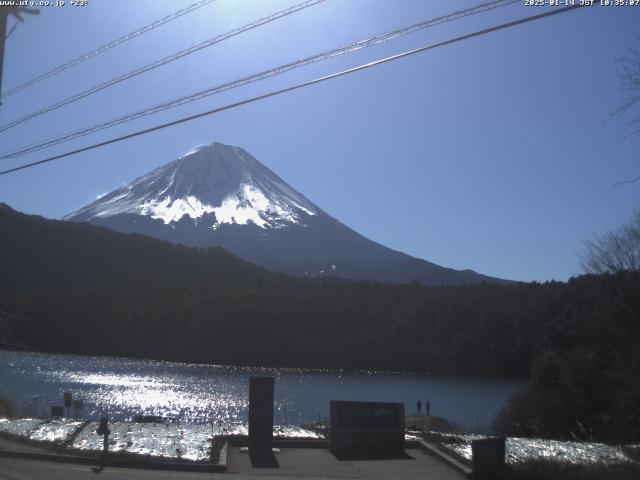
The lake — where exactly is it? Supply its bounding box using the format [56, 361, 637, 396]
[0, 350, 524, 432]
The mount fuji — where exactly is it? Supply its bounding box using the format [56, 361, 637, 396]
[65, 142, 504, 285]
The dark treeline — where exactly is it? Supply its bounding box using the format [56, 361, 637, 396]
[494, 272, 640, 443]
[0, 279, 547, 375]
[0, 273, 640, 441]
[2, 273, 640, 443]
[1, 204, 639, 442]
[2, 273, 638, 377]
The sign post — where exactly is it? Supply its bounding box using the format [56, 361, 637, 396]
[472, 437, 505, 480]
[71, 399, 84, 419]
[97, 416, 110, 463]
[50, 406, 64, 418]
[63, 392, 72, 418]
[248, 377, 274, 453]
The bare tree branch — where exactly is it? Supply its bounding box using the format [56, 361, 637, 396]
[581, 210, 640, 273]
[611, 41, 640, 184]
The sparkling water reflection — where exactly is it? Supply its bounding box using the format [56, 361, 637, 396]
[0, 351, 524, 431]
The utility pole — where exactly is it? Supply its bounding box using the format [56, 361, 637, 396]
[0, 5, 40, 105]
[0, 9, 7, 102]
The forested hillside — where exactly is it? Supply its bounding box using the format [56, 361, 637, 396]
[0, 203, 279, 290]
[2, 203, 639, 441]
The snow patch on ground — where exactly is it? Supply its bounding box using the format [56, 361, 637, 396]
[222, 423, 322, 439]
[2, 417, 635, 466]
[429, 431, 636, 465]
[71, 421, 222, 461]
[0, 418, 83, 444]
[0, 418, 46, 437]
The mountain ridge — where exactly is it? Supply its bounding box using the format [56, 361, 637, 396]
[65, 142, 509, 286]
[0, 202, 279, 291]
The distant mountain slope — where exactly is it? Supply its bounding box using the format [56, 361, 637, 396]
[0, 203, 278, 291]
[65, 142, 506, 286]
[0, 310, 38, 350]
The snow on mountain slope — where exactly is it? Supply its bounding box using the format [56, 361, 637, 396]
[66, 143, 318, 230]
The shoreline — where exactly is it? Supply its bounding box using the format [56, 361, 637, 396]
[1, 415, 637, 468]
[0, 347, 528, 381]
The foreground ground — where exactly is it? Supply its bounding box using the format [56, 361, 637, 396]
[224, 446, 466, 479]
[0, 453, 466, 480]
[0, 436, 465, 480]
[0, 457, 215, 480]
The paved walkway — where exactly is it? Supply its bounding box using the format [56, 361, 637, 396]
[0, 436, 74, 456]
[226, 447, 467, 479]
[0, 457, 218, 480]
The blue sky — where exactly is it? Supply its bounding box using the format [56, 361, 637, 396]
[0, 0, 638, 282]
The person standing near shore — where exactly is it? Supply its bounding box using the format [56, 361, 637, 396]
[426, 400, 430, 416]
[416, 399, 422, 415]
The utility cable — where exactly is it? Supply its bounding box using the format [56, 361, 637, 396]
[0, 4, 586, 177]
[0, 0, 219, 100]
[0, 0, 325, 133]
[0, 0, 518, 159]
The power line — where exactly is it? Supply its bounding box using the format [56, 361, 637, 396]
[5, 19, 19, 40]
[0, 0, 325, 133]
[0, 0, 218, 100]
[0, 4, 586, 177]
[0, 0, 519, 160]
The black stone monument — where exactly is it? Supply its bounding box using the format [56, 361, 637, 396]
[329, 400, 405, 457]
[249, 376, 274, 452]
[472, 436, 505, 480]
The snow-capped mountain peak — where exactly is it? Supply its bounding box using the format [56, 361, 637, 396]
[65, 141, 506, 286]
[65, 142, 318, 230]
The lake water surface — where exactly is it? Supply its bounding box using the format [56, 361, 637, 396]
[0, 351, 524, 432]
